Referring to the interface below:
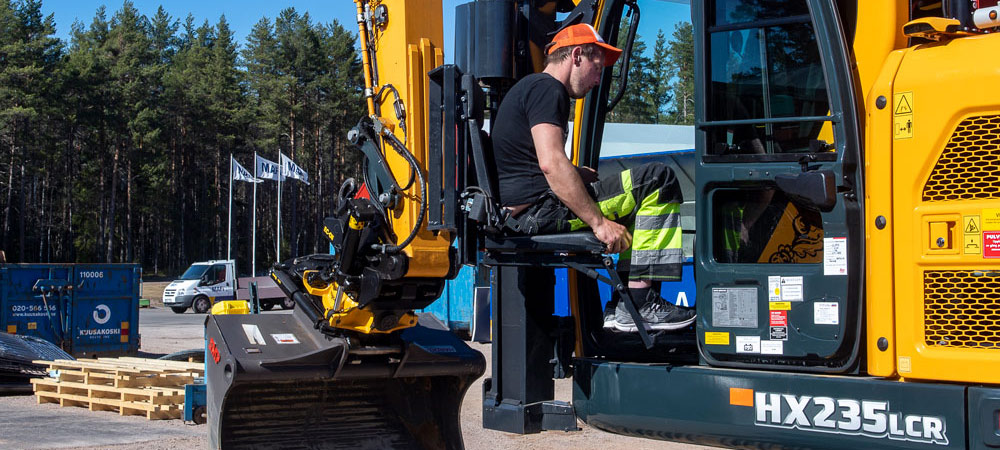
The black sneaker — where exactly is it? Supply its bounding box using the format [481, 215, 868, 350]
[614, 291, 696, 332]
[602, 301, 617, 329]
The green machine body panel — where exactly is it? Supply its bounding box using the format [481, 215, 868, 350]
[573, 359, 976, 449]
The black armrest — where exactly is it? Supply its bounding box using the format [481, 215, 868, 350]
[484, 231, 605, 253]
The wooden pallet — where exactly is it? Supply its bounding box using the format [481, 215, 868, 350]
[30, 357, 202, 420]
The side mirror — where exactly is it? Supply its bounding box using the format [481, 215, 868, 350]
[774, 170, 837, 212]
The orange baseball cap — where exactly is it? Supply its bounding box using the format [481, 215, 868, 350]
[546, 23, 622, 67]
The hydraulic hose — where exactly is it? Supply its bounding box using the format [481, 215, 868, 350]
[377, 131, 426, 255]
[354, 1, 378, 116]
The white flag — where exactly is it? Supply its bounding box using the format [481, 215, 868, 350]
[256, 154, 282, 181]
[281, 153, 310, 185]
[232, 157, 262, 183]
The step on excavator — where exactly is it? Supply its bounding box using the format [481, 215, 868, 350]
[206, 0, 1000, 448]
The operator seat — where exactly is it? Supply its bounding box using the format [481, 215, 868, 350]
[458, 76, 605, 254]
[474, 134, 605, 253]
[453, 72, 656, 348]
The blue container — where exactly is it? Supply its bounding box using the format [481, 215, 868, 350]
[0, 264, 141, 357]
[555, 258, 697, 316]
[423, 259, 696, 334]
[420, 264, 476, 333]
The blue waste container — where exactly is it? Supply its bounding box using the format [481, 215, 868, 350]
[1, 264, 141, 357]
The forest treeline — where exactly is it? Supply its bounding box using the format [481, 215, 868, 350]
[0, 0, 692, 275]
[609, 21, 695, 125]
[1, 0, 364, 274]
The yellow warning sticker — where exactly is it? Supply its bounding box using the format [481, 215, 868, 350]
[6, 325, 15, 334]
[893, 92, 913, 115]
[893, 92, 913, 140]
[704, 332, 730, 345]
[983, 209, 1000, 231]
[964, 216, 982, 234]
[898, 356, 912, 373]
[769, 301, 792, 311]
[893, 115, 913, 139]
[27, 322, 36, 330]
[964, 234, 982, 255]
[964, 215, 982, 255]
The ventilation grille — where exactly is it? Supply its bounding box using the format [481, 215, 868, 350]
[923, 115, 1000, 202]
[925, 270, 1000, 349]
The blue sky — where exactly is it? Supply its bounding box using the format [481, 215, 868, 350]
[39, 0, 690, 61]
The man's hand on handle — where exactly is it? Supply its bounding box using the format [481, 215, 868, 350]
[593, 217, 631, 254]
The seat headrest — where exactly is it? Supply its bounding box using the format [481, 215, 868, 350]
[461, 74, 486, 125]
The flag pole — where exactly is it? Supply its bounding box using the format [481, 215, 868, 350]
[252, 152, 258, 276]
[227, 154, 233, 261]
[277, 151, 282, 263]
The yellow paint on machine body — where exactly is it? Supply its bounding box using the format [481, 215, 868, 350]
[356, 0, 450, 278]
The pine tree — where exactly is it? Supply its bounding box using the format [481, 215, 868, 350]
[665, 22, 694, 125]
[651, 30, 673, 124]
[608, 23, 657, 124]
[0, 0, 63, 262]
[107, 1, 157, 262]
[137, 6, 178, 272]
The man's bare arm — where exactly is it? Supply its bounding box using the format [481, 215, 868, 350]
[531, 123, 631, 252]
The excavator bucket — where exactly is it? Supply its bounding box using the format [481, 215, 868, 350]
[204, 308, 485, 449]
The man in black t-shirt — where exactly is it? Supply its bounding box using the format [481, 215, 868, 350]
[491, 23, 695, 332]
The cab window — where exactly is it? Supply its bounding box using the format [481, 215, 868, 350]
[712, 0, 809, 26]
[712, 188, 824, 264]
[706, 1, 834, 157]
[207, 264, 227, 285]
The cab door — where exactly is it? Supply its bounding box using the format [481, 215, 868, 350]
[694, 0, 863, 371]
[200, 264, 234, 301]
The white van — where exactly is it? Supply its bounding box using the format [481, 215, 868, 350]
[162, 260, 294, 314]
[162, 260, 236, 313]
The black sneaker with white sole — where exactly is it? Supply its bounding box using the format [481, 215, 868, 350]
[603, 301, 617, 328]
[614, 291, 696, 332]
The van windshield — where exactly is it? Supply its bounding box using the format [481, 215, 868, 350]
[179, 264, 210, 280]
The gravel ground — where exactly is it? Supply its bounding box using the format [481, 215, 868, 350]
[0, 394, 205, 450]
[0, 282, 711, 450]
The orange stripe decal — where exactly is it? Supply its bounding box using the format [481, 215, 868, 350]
[730, 387, 754, 407]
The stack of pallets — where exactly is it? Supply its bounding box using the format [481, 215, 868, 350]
[30, 357, 203, 420]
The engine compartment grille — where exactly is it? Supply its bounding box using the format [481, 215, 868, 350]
[923, 115, 1000, 202]
[924, 270, 1000, 349]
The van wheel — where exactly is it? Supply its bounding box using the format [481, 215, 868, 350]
[281, 297, 296, 310]
[193, 296, 212, 314]
[170, 307, 188, 314]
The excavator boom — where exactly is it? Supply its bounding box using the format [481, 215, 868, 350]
[205, 1, 486, 448]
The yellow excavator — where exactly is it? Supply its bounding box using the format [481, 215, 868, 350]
[205, 0, 1000, 448]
